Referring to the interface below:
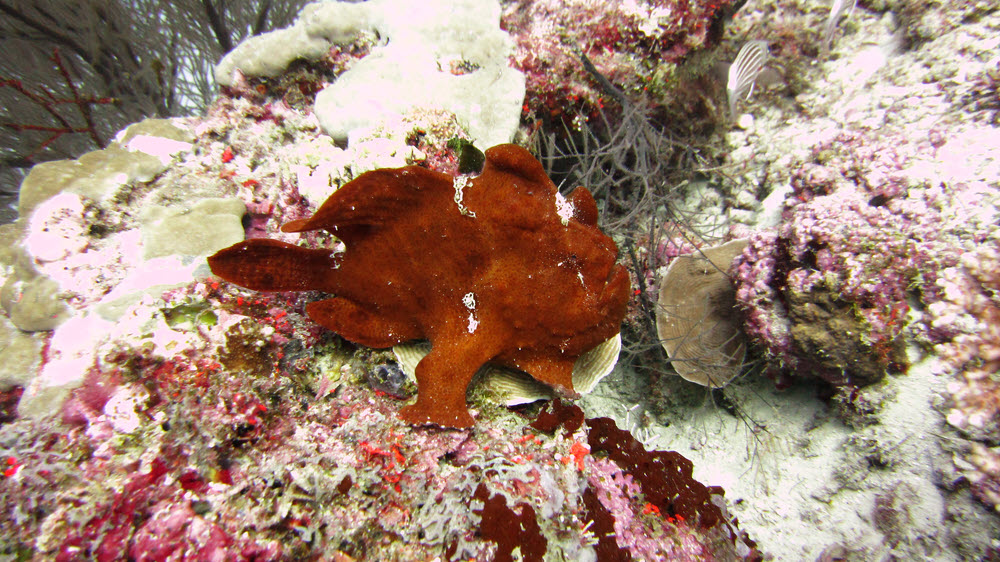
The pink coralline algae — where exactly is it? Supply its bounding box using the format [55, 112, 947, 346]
[733, 188, 915, 386]
[930, 233, 1000, 509]
[731, 131, 991, 386]
[0, 271, 757, 559]
[583, 416, 757, 560]
[49, 458, 279, 562]
[729, 124, 1000, 514]
[501, 0, 735, 123]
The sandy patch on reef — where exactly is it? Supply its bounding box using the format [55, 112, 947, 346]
[581, 339, 978, 560]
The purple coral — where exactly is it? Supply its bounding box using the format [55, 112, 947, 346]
[729, 121, 1000, 518]
[731, 131, 977, 386]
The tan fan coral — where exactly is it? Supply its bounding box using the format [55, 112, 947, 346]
[656, 240, 748, 388]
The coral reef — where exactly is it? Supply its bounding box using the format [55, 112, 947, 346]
[4, 0, 1000, 558]
[0, 49, 753, 556]
[616, 0, 1000, 557]
[930, 232, 1000, 510]
[0, 304, 758, 560]
[209, 144, 630, 428]
[2, 44, 494, 416]
[719, 3, 1000, 534]
[731, 129, 998, 387]
[216, 0, 525, 148]
[954, 58, 1000, 126]
[501, 0, 736, 124]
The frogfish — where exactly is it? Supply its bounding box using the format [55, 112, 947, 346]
[208, 144, 629, 428]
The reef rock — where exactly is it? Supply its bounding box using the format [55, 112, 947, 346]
[209, 144, 630, 427]
[215, 0, 524, 148]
